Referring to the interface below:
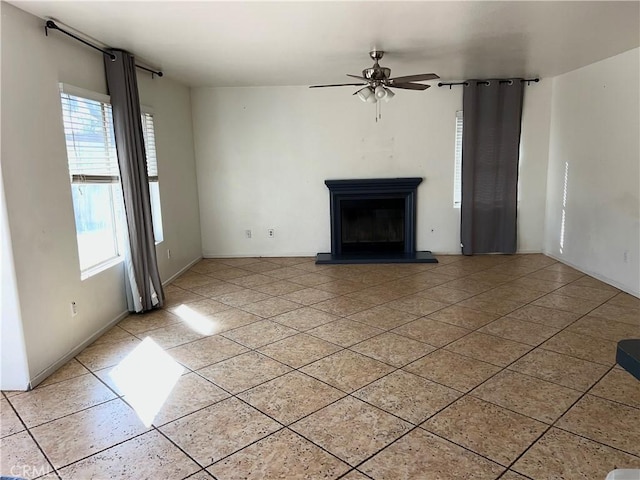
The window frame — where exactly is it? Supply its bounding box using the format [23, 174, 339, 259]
[60, 84, 164, 279]
[60, 84, 124, 278]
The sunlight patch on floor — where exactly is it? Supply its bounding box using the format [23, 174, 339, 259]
[108, 337, 184, 427]
[172, 304, 219, 335]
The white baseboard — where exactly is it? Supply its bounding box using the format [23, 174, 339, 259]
[163, 256, 203, 286]
[203, 251, 544, 258]
[29, 309, 130, 389]
[426, 250, 543, 255]
[544, 252, 639, 298]
[28, 256, 204, 390]
[202, 253, 317, 259]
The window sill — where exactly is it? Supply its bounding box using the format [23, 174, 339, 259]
[81, 256, 124, 281]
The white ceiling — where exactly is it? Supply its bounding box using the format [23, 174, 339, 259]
[11, 1, 640, 87]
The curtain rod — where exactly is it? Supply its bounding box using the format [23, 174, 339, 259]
[44, 20, 163, 78]
[438, 78, 539, 89]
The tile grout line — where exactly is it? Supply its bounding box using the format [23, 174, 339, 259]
[549, 423, 640, 460]
[337, 467, 377, 480]
[575, 389, 640, 412]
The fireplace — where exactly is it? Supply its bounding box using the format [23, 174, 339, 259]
[341, 197, 405, 253]
[316, 178, 438, 264]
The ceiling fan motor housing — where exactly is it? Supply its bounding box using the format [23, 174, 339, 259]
[362, 66, 391, 82]
[364, 50, 390, 84]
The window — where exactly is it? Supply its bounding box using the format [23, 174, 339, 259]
[453, 110, 463, 208]
[61, 88, 123, 275]
[141, 112, 164, 243]
[60, 85, 164, 277]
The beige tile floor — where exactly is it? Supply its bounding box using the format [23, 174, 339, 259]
[2, 254, 640, 479]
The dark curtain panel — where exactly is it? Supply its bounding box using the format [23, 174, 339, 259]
[104, 49, 164, 311]
[460, 79, 524, 255]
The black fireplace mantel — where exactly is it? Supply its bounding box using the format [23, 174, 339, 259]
[316, 177, 438, 264]
[324, 177, 423, 195]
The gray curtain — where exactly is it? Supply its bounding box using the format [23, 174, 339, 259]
[104, 49, 164, 311]
[460, 79, 524, 255]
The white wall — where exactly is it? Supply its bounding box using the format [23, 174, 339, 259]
[1, 2, 202, 386]
[0, 167, 30, 390]
[138, 73, 202, 281]
[544, 48, 639, 296]
[192, 82, 551, 257]
[519, 81, 553, 252]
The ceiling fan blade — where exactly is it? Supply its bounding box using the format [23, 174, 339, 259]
[388, 83, 431, 91]
[309, 83, 367, 88]
[390, 73, 440, 83]
[347, 74, 368, 81]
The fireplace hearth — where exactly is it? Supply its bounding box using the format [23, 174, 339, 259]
[316, 178, 438, 264]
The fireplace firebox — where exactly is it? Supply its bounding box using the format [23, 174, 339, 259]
[316, 178, 438, 264]
[341, 197, 405, 253]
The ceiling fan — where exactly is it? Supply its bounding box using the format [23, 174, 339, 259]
[310, 50, 440, 104]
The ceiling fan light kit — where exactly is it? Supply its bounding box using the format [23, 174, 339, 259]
[357, 87, 374, 102]
[310, 50, 439, 120]
[357, 85, 393, 104]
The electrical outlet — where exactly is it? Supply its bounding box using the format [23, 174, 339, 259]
[70, 301, 78, 317]
[624, 250, 629, 263]
[268, 229, 275, 238]
[245, 229, 252, 239]
[167, 249, 171, 259]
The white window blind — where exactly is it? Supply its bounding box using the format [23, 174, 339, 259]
[453, 110, 463, 207]
[141, 112, 164, 243]
[141, 112, 158, 181]
[60, 90, 122, 275]
[60, 93, 119, 183]
[60, 85, 164, 264]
